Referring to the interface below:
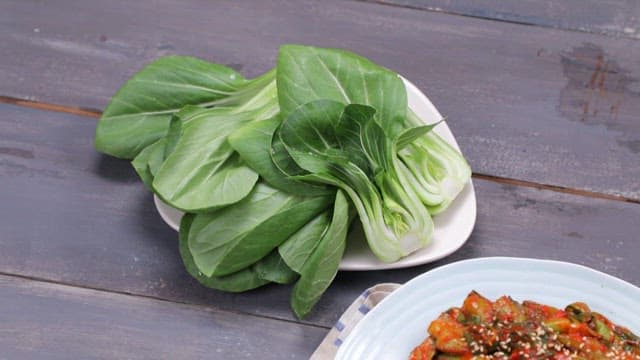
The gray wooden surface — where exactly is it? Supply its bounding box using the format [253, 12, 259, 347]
[361, 0, 640, 38]
[1, 102, 638, 327]
[1, 0, 639, 358]
[0, 274, 325, 359]
[1, 0, 639, 200]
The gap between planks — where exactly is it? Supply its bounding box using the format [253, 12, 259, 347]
[473, 174, 640, 205]
[0, 95, 100, 118]
[0, 270, 331, 330]
[2, 95, 638, 206]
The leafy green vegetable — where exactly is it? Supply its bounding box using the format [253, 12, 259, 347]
[151, 72, 276, 212]
[96, 57, 274, 159]
[277, 44, 470, 215]
[131, 114, 183, 190]
[179, 213, 270, 292]
[395, 120, 442, 150]
[253, 250, 299, 284]
[278, 211, 331, 273]
[151, 105, 274, 212]
[399, 110, 471, 214]
[187, 182, 332, 277]
[163, 115, 183, 159]
[278, 100, 433, 262]
[277, 45, 407, 137]
[95, 44, 472, 319]
[228, 117, 331, 197]
[291, 190, 353, 318]
[131, 138, 166, 190]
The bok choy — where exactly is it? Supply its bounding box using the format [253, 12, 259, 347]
[94, 44, 471, 318]
[277, 100, 433, 262]
[399, 110, 472, 214]
[276, 45, 470, 213]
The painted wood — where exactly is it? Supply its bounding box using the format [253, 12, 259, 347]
[1, 103, 638, 328]
[362, 0, 640, 38]
[0, 274, 326, 359]
[1, 0, 639, 198]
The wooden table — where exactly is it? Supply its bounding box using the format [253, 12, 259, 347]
[1, 1, 639, 358]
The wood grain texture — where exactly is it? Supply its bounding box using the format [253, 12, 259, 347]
[0, 274, 325, 359]
[1, 103, 638, 328]
[1, 0, 639, 198]
[362, 0, 640, 38]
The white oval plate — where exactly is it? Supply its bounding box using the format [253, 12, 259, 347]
[154, 77, 477, 271]
[335, 257, 640, 360]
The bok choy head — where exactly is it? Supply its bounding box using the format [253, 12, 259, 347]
[399, 110, 472, 214]
[276, 44, 470, 215]
[277, 100, 433, 262]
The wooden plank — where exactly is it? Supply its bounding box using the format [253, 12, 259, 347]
[361, 0, 640, 38]
[1, 0, 639, 198]
[0, 274, 326, 359]
[1, 103, 639, 328]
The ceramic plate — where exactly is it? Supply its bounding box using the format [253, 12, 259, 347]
[154, 77, 477, 270]
[335, 257, 640, 360]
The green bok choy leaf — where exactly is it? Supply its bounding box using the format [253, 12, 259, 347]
[179, 213, 270, 293]
[96, 57, 275, 159]
[186, 182, 332, 277]
[290, 190, 353, 318]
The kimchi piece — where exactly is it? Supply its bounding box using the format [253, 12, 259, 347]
[410, 291, 640, 360]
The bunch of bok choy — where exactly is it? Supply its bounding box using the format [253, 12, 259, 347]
[94, 44, 470, 318]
